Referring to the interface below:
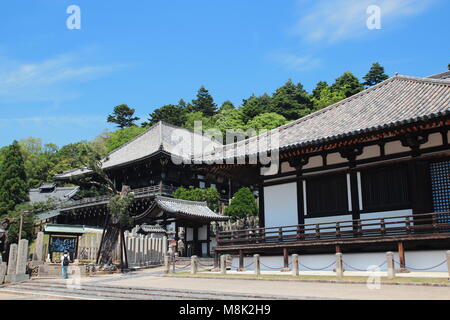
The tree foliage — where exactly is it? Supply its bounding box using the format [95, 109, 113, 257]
[331, 72, 364, 98]
[269, 79, 313, 120]
[363, 62, 389, 87]
[173, 186, 220, 212]
[224, 187, 258, 221]
[107, 104, 140, 129]
[188, 86, 217, 117]
[0, 141, 29, 215]
[246, 113, 288, 132]
[105, 126, 147, 154]
[311, 85, 346, 110]
[145, 104, 187, 127]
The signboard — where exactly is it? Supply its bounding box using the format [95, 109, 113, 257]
[49, 236, 77, 253]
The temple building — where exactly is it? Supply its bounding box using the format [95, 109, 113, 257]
[43, 122, 232, 257]
[199, 73, 450, 271]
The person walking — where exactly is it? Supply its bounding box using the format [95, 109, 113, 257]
[61, 251, 70, 279]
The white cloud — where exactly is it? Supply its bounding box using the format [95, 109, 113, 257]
[270, 53, 321, 71]
[293, 0, 435, 43]
[0, 53, 123, 102]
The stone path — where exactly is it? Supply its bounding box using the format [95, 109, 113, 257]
[1, 267, 449, 300]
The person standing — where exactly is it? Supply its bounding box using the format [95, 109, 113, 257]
[61, 251, 70, 279]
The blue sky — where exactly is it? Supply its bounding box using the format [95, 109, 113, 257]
[0, 0, 448, 147]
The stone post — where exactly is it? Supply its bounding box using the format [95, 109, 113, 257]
[164, 255, 170, 274]
[220, 255, 227, 274]
[386, 251, 396, 279]
[335, 253, 344, 279]
[32, 232, 45, 264]
[16, 239, 29, 281]
[191, 255, 198, 274]
[254, 254, 260, 276]
[446, 251, 450, 279]
[0, 262, 7, 284]
[162, 236, 168, 257]
[292, 254, 299, 276]
[5, 244, 18, 283]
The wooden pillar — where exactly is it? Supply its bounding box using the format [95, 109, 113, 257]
[398, 242, 406, 270]
[335, 245, 342, 254]
[239, 250, 244, 271]
[258, 184, 265, 228]
[283, 248, 289, 269]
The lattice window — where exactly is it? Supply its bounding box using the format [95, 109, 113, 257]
[429, 160, 450, 223]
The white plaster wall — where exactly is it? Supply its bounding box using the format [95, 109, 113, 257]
[360, 209, 412, 229]
[385, 140, 410, 154]
[232, 250, 448, 272]
[260, 163, 279, 176]
[327, 152, 347, 165]
[186, 227, 194, 241]
[303, 156, 322, 169]
[304, 215, 353, 233]
[198, 225, 208, 241]
[420, 133, 443, 149]
[356, 145, 380, 160]
[264, 183, 298, 228]
[201, 243, 208, 256]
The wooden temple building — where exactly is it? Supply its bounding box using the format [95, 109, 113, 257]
[47, 122, 232, 257]
[197, 73, 450, 271]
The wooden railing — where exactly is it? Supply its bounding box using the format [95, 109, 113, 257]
[60, 184, 174, 209]
[216, 212, 450, 248]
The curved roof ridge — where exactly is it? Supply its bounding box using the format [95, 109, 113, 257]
[156, 195, 208, 206]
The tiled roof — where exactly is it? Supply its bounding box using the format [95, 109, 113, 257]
[155, 196, 229, 221]
[55, 121, 222, 180]
[199, 75, 450, 162]
[29, 186, 79, 204]
[139, 224, 167, 234]
[427, 71, 450, 80]
[35, 210, 60, 222]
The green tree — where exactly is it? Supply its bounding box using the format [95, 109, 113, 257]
[107, 104, 140, 129]
[363, 62, 389, 87]
[173, 186, 220, 212]
[312, 81, 329, 99]
[105, 126, 147, 153]
[219, 100, 235, 112]
[183, 111, 216, 132]
[311, 85, 346, 110]
[246, 113, 288, 132]
[212, 108, 246, 134]
[269, 79, 313, 120]
[0, 141, 29, 215]
[331, 72, 364, 98]
[189, 86, 217, 117]
[146, 104, 187, 127]
[19, 138, 59, 189]
[240, 94, 272, 123]
[224, 187, 258, 221]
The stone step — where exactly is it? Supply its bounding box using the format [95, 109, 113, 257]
[9, 280, 293, 300]
[5, 283, 194, 300]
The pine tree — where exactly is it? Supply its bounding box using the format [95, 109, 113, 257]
[146, 104, 187, 127]
[0, 141, 29, 215]
[189, 86, 217, 117]
[269, 79, 313, 120]
[107, 104, 140, 129]
[331, 72, 364, 98]
[312, 81, 329, 100]
[363, 62, 389, 87]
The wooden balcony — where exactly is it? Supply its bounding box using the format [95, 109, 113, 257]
[60, 184, 174, 211]
[215, 212, 450, 253]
